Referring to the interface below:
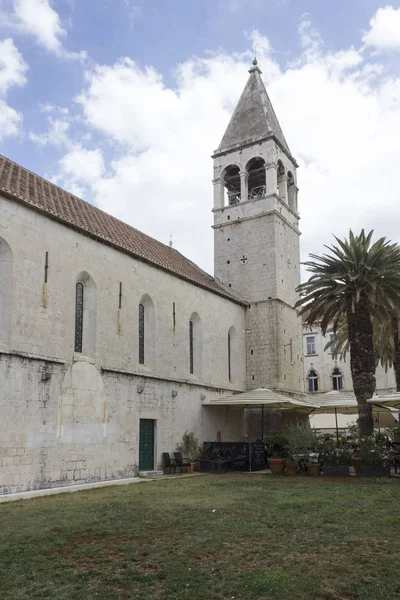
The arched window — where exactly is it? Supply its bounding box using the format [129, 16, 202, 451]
[189, 320, 194, 374]
[189, 312, 202, 376]
[138, 294, 156, 368]
[228, 332, 231, 381]
[0, 237, 13, 344]
[139, 303, 145, 364]
[308, 369, 319, 393]
[287, 171, 296, 211]
[332, 367, 343, 391]
[74, 282, 84, 353]
[246, 157, 266, 200]
[74, 272, 97, 355]
[277, 160, 287, 202]
[221, 164, 241, 206]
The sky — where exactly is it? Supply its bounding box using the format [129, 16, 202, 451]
[1, 0, 400, 277]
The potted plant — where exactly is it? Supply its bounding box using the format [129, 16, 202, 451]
[319, 439, 351, 476]
[355, 436, 392, 477]
[285, 454, 298, 475]
[307, 455, 321, 476]
[176, 431, 199, 473]
[265, 434, 288, 473]
[197, 444, 221, 472]
[285, 422, 319, 475]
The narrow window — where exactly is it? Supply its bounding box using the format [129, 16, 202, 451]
[308, 369, 319, 393]
[228, 332, 231, 381]
[189, 320, 194, 374]
[306, 335, 316, 355]
[44, 251, 49, 283]
[75, 282, 84, 353]
[332, 367, 343, 391]
[139, 303, 145, 364]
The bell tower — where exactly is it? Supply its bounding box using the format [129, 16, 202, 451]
[212, 60, 303, 395]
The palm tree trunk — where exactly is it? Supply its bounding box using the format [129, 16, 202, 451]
[347, 308, 375, 435]
[392, 318, 400, 392]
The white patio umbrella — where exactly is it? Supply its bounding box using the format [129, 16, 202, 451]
[369, 393, 400, 410]
[306, 391, 392, 440]
[203, 388, 316, 439]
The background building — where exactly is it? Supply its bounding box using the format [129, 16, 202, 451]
[302, 321, 396, 395]
[303, 320, 397, 431]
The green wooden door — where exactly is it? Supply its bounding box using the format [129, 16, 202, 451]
[139, 419, 155, 471]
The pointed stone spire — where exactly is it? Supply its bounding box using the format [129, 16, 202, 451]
[217, 60, 292, 156]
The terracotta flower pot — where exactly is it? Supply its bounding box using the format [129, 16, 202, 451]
[286, 464, 298, 475]
[352, 457, 362, 477]
[322, 465, 350, 477]
[267, 458, 286, 474]
[308, 464, 320, 476]
[190, 463, 195, 473]
[361, 466, 390, 478]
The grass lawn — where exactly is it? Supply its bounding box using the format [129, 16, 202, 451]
[1, 474, 400, 600]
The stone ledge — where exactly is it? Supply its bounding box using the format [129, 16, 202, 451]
[101, 365, 246, 394]
[0, 473, 205, 503]
[0, 348, 65, 364]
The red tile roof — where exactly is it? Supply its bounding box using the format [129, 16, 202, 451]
[0, 154, 245, 305]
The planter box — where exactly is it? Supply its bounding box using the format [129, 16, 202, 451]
[361, 466, 391, 478]
[198, 459, 231, 473]
[352, 457, 362, 477]
[322, 466, 350, 477]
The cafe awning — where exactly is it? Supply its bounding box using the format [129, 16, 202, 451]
[203, 388, 315, 411]
[306, 391, 395, 414]
[368, 393, 400, 411]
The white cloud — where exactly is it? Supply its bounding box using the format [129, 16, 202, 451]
[362, 5, 400, 52]
[0, 37, 27, 140]
[0, 36, 27, 92]
[46, 18, 400, 278]
[59, 146, 105, 185]
[123, 1, 142, 24]
[29, 118, 70, 146]
[39, 103, 69, 115]
[11, 0, 86, 59]
[0, 99, 22, 138]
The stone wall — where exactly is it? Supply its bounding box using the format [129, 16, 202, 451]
[0, 193, 248, 494]
[0, 194, 246, 390]
[0, 352, 244, 495]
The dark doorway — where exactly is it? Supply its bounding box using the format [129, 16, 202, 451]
[139, 419, 155, 471]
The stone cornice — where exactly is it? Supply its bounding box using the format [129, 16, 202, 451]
[212, 134, 299, 168]
[100, 365, 245, 394]
[212, 206, 301, 236]
[0, 348, 65, 364]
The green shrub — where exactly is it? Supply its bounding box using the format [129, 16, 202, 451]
[285, 422, 318, 456]
[264, 434, 289, 457]
[176, 431, 199, 461]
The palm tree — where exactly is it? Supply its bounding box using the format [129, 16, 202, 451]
[297, 230, 400, 435]
[326, 316, 400, 392]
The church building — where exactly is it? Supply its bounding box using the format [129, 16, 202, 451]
[0, 60, 303, 494]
